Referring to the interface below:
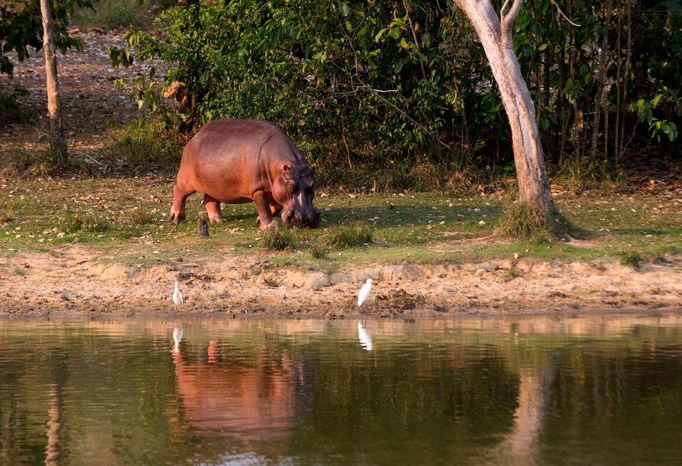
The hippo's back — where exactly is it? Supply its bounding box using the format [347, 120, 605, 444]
[187, 119, 285, 163]
[177, 119, 294, 202]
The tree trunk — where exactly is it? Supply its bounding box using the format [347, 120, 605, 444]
[40, 0, 67, 158]
[590, 0, 612, 162]
[453, 0, 554, 213]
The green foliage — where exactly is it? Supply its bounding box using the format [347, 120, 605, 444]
[103, 118, 183, 175]
[108, 0, 680, 184]
[631, 88, 680, 142]
[0, 0, 92, 76]
[0, 86, 30, 124]
[310, 246, 329, 259]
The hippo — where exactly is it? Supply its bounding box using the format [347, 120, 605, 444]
[170, 119, 320, 230]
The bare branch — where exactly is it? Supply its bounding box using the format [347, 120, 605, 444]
[550, 0, 582, 27]
[500, 0, 511, 19]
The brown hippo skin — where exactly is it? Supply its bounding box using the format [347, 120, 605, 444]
[171, 119, 320, 230]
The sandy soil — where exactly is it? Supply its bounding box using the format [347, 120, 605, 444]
[1, 246, 680, 319]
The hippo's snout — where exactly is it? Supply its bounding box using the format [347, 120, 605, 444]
[282, 206, 321, 229]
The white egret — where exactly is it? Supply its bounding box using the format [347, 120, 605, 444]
[357, 278, 373, 306]
[357, 323, 373, 351]
[173, 281, 184, 307]
[172, 327, 183, 353]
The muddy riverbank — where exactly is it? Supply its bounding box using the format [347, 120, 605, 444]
[2, 246, 680, 319]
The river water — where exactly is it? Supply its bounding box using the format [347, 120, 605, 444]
[1, 316, 681, 465]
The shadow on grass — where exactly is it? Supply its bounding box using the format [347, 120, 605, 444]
[319, 204, 503, 228]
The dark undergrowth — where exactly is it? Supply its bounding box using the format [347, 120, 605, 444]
[1, 116, 679, 198]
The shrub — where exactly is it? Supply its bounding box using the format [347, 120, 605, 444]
[261, 229, 294, 251]
[327, 224, 373, 249]
[310, 246, 329, 259]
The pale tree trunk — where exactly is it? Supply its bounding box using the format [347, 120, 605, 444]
[453, 0, 554, 212]
[40, 0, 67, 158]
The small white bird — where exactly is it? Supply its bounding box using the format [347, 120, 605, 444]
[172, 281, 184, 307]
[172, 327, 183, 353]
[357, 278, 373, 306]
[357, 323, 373, 351]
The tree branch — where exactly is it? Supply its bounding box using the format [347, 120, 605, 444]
[550, 0, 581, 27]
[500, 0, 511, 19]
[501, 0, 523, 48]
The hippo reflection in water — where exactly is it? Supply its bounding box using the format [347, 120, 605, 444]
[171, 340, 298, 440]
[171, 119, 321, 231]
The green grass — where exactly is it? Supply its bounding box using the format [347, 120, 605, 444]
[0, 178, 680, 272]
[310, 246, 329, 259]
[72, 0, 147, 30]
[620, 251, 643, 270]
[261, 229, 295, 251]
[326, 223, 373, 248]
[497, 201, 588, 242]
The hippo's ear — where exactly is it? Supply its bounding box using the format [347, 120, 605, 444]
[281, 164, 295, 189]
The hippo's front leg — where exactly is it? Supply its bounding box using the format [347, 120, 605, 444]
[254, 191, 276, 231]
[203, 194, 223, 223]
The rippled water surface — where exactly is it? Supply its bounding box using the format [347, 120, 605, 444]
[1, 316, 682, 465]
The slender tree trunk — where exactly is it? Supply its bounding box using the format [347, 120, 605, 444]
[614, 4, 622, 170]
[590, 0, 612, 162]
[40, 0, 67, 158]
[618, 0, 632, 166]
[453, 0, 554, 212]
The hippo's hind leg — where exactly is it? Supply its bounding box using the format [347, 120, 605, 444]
[203, 195, 223, 223]
[171, 183, 194, 224]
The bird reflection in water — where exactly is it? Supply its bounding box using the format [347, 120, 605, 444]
[172, 328, 183, 353]
[357, 323, 373, 351]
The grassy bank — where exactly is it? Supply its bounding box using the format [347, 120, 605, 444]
[0, 178, 680, 271]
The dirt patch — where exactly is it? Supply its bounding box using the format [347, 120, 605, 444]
[0, 30, 153, 160]
[1, 246, 680, 319]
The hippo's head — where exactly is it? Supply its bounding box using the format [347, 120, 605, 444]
[274, 164, 321, 228]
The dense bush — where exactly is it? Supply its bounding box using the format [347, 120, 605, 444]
[110, 0, 680, 188]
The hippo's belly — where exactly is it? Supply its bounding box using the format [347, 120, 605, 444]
[186, 127, 268, 203]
